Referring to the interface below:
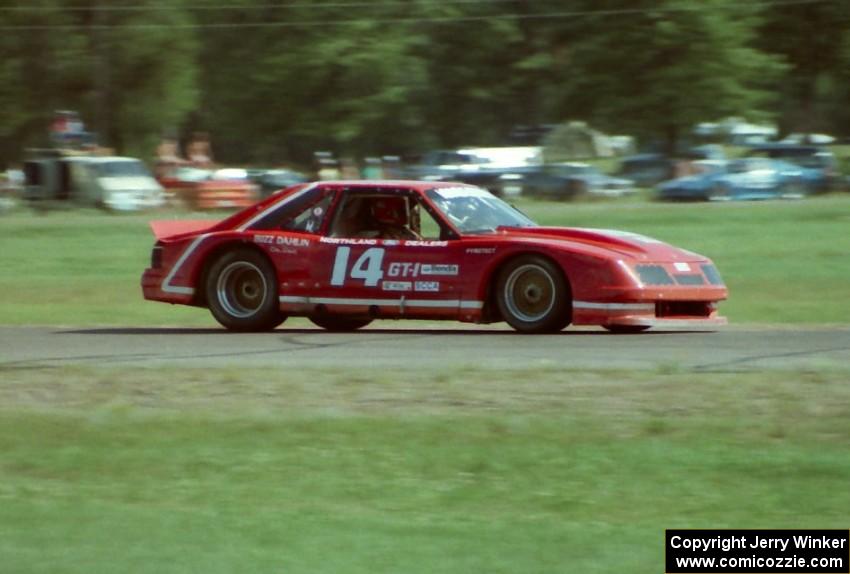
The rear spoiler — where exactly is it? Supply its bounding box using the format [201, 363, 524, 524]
[149, 220, 216, 240]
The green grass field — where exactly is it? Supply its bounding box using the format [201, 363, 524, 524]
[2, 365, 850, 573]
[1, 194, 849, 326]
[2, 197, 849, 573]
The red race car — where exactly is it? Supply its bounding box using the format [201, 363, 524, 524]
[142, 180, 727, 333]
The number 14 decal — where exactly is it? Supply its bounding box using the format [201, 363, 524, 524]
[331, 247, 385, 286]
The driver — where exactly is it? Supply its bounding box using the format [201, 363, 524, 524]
[367, 197, 420, 239]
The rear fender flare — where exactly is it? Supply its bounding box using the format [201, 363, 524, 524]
[194, 240, 274, 306]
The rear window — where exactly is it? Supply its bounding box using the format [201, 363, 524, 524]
[249, 186, 336, 232]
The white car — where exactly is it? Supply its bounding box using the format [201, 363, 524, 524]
[23, 155, 166, 211]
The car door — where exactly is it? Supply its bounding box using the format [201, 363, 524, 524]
[307, 189, 469, 319]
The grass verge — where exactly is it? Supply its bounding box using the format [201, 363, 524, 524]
[1, 365, 849, 573]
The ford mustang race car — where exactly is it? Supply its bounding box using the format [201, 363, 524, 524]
[142, 180, 727, 333]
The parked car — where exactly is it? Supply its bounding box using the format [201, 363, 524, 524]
[248, 168, 309, 198]
[405, 147, 541, 196]
[507, 162, 636, 199]
[656, 158, 811, 201]
[1, 168, 23, 212]
[779, 133, 836, 145]
[404, 149, 489, 180]
[745, 144, 839, 192]
[142, 180, 727, 333]
[22, 152, 166, 211]
[617, 147, 726, 188]
[616, 154, 678, 187]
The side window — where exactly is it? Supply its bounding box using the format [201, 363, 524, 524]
[250, 187, 336, 232]
[327, 192, 448, 241]
[328, 196, 368, 238]
[411, 200, 444, 240]
[281, 191, 334, 233]
[329, 194, 418, 240]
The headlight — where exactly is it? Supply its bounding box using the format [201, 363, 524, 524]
[635, 264, 675, 285]
[701, 264, 724, 286]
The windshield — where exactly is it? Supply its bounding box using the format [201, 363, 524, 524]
[553, 164, 596, 177]
[94, 160, 153, 178]
[731, 158, 774, 173]
[426, 186, 536, 234]
[428, 151, 489, 166]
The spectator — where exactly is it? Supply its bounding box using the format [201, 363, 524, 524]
[317, 158, 340, 181]
[340, 157, 360, 179]
[154, 136, 188, 178]
[187, 132, 214, 168]
[50, 110, 88, 149]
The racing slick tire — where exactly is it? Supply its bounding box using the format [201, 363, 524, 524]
[604, 325, 650, 334]
[567, 180, 588, 199]
[309, 316, 373, 332]
[495, 255, 572, 334]
[205, 248, 287, 332]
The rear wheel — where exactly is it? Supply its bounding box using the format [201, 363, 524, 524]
[495, 255, 571, 333]
[309, 316, 373, 332]
[205, 248, 286, 331]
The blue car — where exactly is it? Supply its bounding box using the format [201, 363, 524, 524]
[656, 158, 813, 201]
[745, 144, 839, 192]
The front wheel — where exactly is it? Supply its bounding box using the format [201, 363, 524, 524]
[708, 184, 730, 201]
[567, 180, 589, 198]
[779, 181, 805, 199]
[309, 316, 373, 332]
[205, 248, 286, 332]
[495, 255, 572, 333]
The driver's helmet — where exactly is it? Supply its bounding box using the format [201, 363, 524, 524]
[370, 197, 407, 226]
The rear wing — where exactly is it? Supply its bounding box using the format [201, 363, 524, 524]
[149, 220, 216, 240]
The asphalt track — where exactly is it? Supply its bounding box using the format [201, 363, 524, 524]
[1, 325, 849, 372]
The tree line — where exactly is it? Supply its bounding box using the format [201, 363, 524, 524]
[2, 0, 849, 168]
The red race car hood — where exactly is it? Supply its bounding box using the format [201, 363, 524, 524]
[496, 226, 705, 261]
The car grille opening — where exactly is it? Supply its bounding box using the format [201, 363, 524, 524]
[656, 301, 714, 318]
